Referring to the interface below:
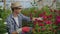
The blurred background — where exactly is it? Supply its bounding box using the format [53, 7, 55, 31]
[0, 0, 60, 34]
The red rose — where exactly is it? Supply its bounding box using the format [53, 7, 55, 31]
[54, 21, 59, 25]
[42, 15, 47, 20]
[22, 27, 30, 32]
[39, 23, 44, 26]
[37, 20, 43, 23]
[45, 20, 52, 24]
[39, 12, 46, 17]
[33, 21, 37, 25]
[39, 14, 44, 17]
[56, 16, 60, 22]
[47, 14, 52, 18]
[56, 16, 60, 23]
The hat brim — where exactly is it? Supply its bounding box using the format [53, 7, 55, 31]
[11, 6, 22, 8]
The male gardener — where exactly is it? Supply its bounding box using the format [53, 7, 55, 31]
[6, 2, 36, 34]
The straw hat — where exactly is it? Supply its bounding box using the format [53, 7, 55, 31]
[11, 2, 22, 8]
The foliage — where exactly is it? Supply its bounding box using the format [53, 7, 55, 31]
[0, 6, 11, 34]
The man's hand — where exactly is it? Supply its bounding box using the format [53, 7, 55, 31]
[16, 28, 22, 33]
[32, 17, 43, 21]
[12, 31, 18, 34]
[32, 17, 37, 21]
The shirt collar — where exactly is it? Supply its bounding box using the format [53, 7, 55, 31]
[10, 13, 21, 18]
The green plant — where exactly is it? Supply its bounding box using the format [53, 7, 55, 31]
[0, 6, 11, 34]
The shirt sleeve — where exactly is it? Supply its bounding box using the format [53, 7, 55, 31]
[21, 14, 32, 22]
[6, 18, 15, 34]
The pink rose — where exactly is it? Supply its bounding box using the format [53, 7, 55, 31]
[55, 16, 60, 25]
[56, 16, 60, 23]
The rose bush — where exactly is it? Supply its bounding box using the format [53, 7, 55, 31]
[32, 6, 60, 34]
[21, 6, 60, 34]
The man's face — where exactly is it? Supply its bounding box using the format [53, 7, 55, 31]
[13, 7, 22, 14]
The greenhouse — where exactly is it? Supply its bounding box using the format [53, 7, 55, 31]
[0, 0, 60, 34]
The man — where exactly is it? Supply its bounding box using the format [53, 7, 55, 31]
[6, 2, 36, 34]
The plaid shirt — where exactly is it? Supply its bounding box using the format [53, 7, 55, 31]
[6, 13, 31, 34]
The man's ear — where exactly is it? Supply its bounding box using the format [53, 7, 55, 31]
[11, 8, 14, 12]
